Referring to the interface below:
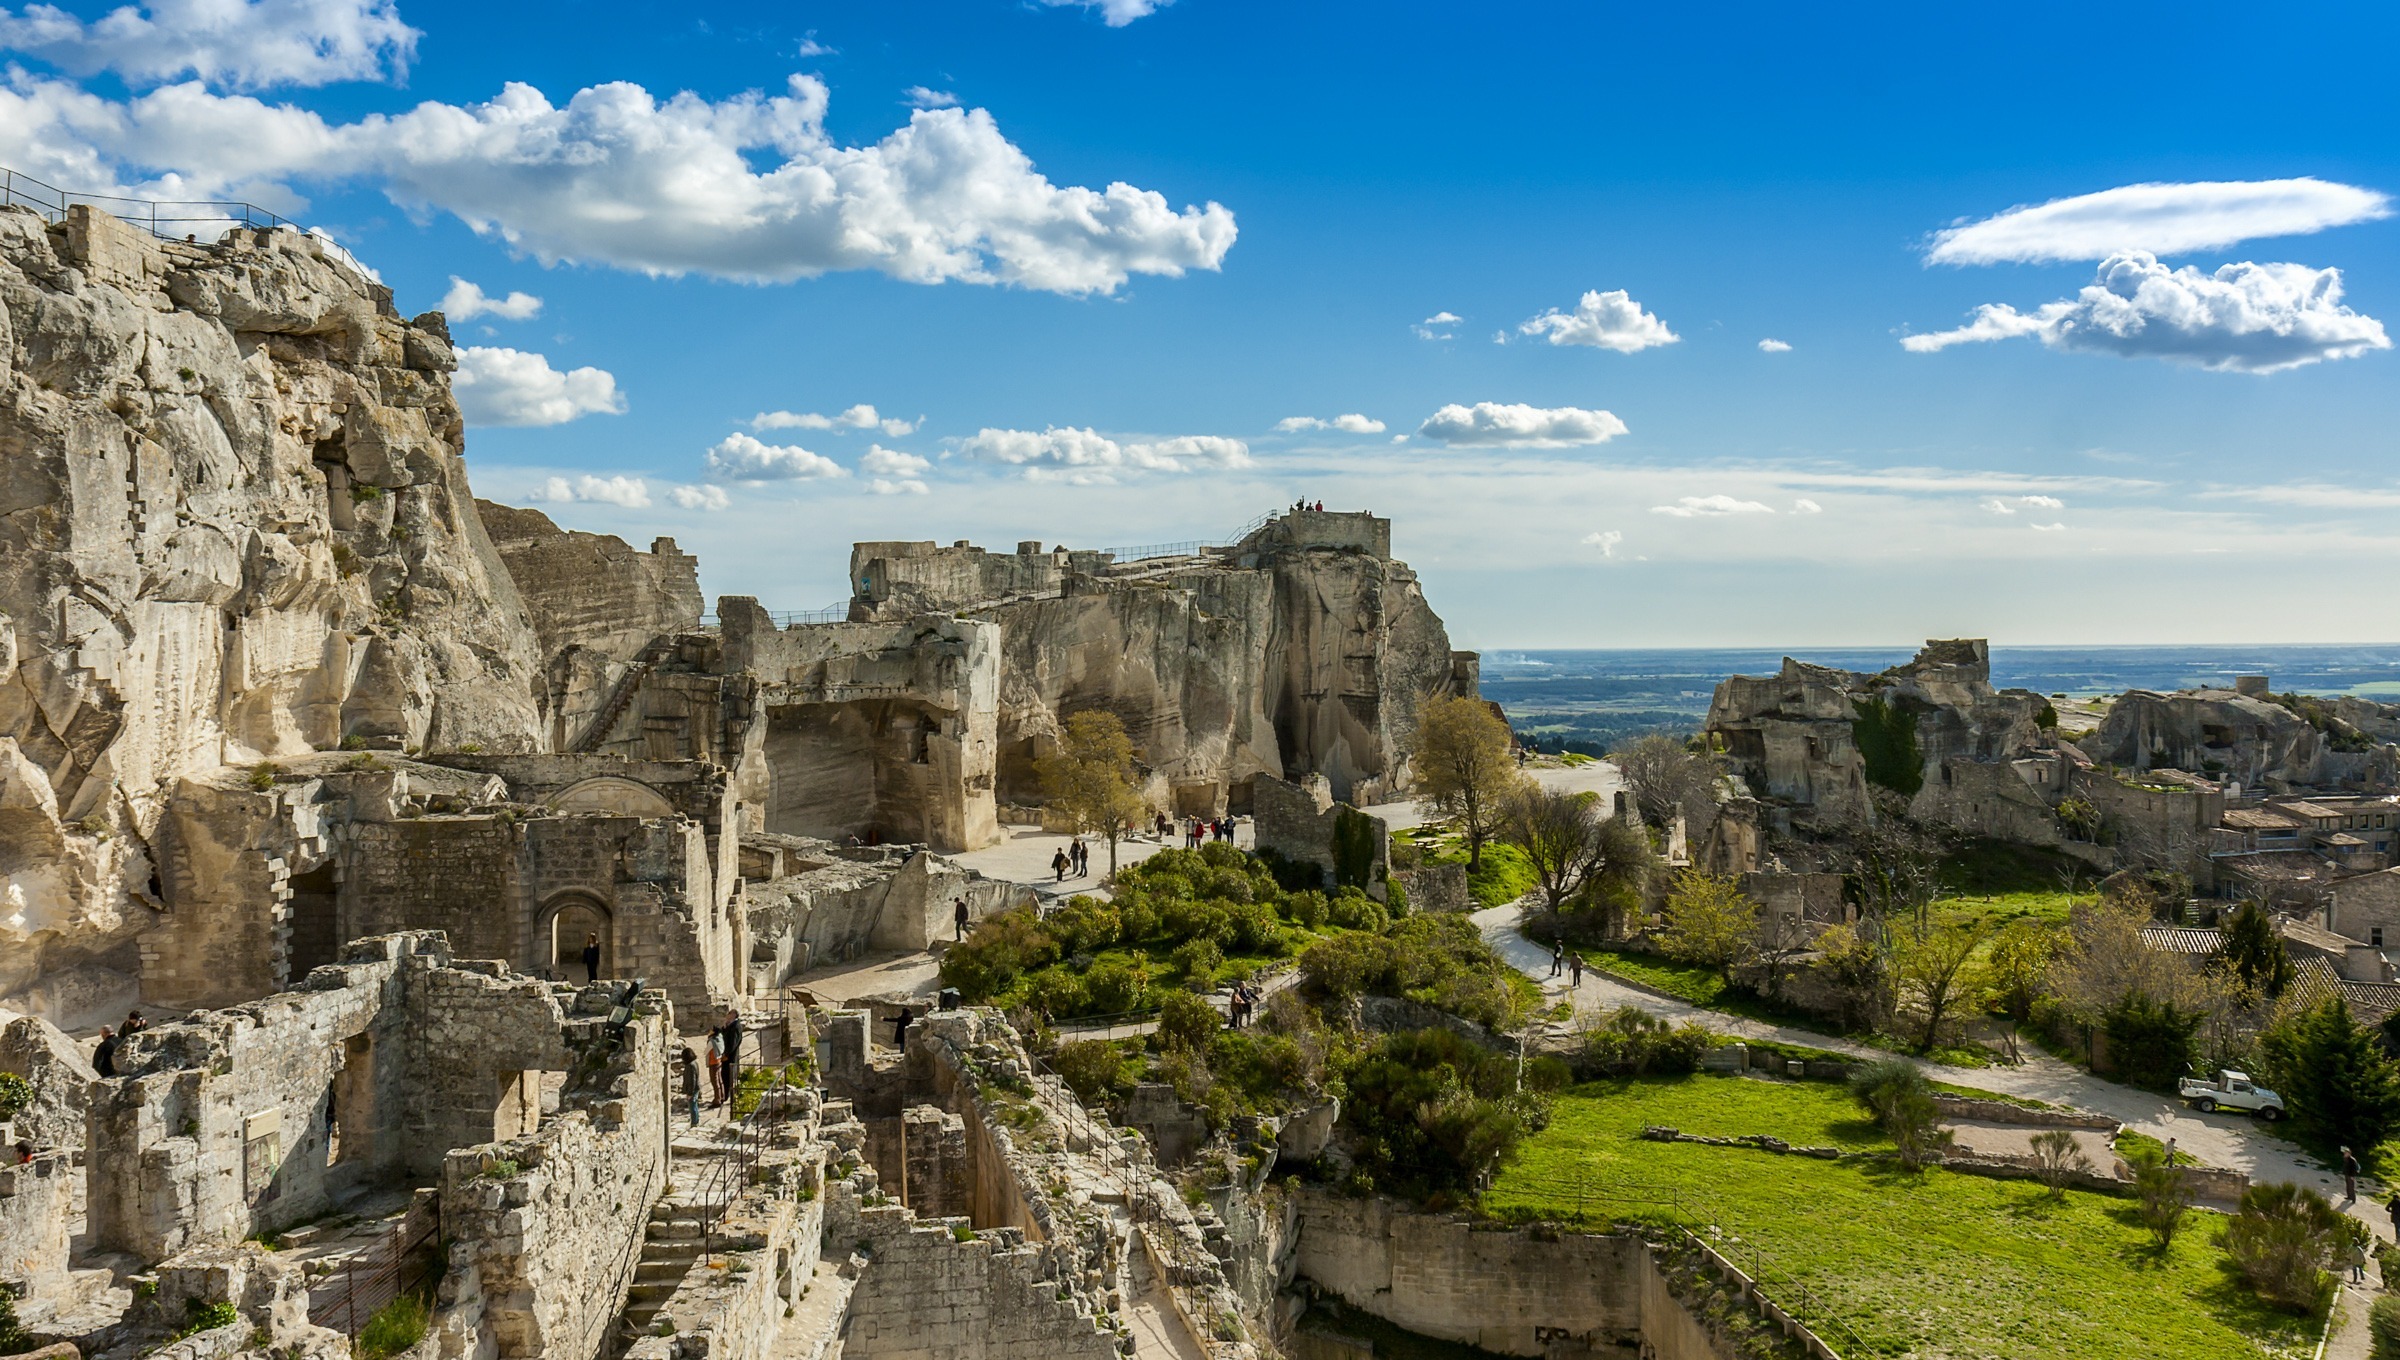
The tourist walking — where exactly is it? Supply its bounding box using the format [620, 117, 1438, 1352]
[92, 1025, 119, 1078]
[2343, 1146, 2360, 1203]
[1052, 848, 1071, 882]
[1549, 943, 1563, 979]
[2386, 1192, 2400, 1241]
[2346, 1238, 2370, 1284]
[582, 932, 602, 984]
[954, 897, 971, 941]
[1569, 953, 1583, 988]
[718, 1008, 746, 1106]
[892, 1006, 915, 1050]
[1072, 838, 1088, 875]
[678, 1047, 702, 1127]
[705, 1028, 724, 1107]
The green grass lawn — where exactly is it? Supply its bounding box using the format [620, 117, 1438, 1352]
[1485, 1075, 2323, 1360]
[1567, 945, 1997, 1067]
[1393, 826, 1541, 907]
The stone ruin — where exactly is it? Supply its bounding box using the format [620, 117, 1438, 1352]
[11, 202, 1817, 1360]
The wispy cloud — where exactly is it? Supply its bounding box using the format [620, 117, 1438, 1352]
[1413, 311, 1462, 341]
[1418, 402, 1627, 448]
[1927, 178, 2393, 266]
[1651, 495, 1775, 518]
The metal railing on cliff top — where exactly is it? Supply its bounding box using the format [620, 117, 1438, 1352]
[1, 165, 293, 239]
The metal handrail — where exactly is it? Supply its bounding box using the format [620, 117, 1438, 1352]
[1, 164, 292, 239]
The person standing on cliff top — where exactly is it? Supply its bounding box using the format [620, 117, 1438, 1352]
[92, 1025, 119, 1078]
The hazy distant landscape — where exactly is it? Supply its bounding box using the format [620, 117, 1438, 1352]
[1487, 644, 2400, 753]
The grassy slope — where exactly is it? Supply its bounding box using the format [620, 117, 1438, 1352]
[1485, 1076, 2320, 1360]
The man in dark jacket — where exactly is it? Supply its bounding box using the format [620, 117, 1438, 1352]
[92, 1026, 119, 1078]
[582, 933, 603, 984]
[717, 1009, 745, 1107]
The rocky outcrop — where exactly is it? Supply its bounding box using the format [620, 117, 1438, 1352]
[1707, 639, 2052, 828]
[0, 205, 547, 1021]
[2082, 688, 2398, 792]
[847, 510, 1472, 825]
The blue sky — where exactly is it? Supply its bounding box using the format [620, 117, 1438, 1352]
[5, 0, 2397, 646]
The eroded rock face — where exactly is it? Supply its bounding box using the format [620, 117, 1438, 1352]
[1707, 639, 2049, 826]
[2079, 688, 2400, 792]
[0, 205, 542, 1022]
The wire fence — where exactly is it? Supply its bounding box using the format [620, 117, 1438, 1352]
[309, 1213, 442, 1340]
[1, 165, 291, 240]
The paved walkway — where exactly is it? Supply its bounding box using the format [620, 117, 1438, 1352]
[1473, 899, 2380, 1219]
[951, 824, 1253, 904]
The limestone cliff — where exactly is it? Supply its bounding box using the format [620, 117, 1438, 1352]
[2082, 688, 2399, 792]
[0, 204, 542, 1021]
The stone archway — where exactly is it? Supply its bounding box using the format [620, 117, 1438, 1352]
[542, 894, 613, 983]
[547, 776, 676, 819]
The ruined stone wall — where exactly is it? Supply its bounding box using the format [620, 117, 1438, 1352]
[1253, 774, 1390, 899]
[435, 1000, 673, 1360]
[0, 1011, 99, 1152]
[848, 539, 1087, 617]
[0, 1153, 72, 1302]
[837, 1205, 1123, 1360]
[85, 932, 574, 1263]
[2072, 768, 2224, 881]
[724, 602, 1000, 852]
[0, 205, 544, 1023]
[1290, 1194, 1644, 1356]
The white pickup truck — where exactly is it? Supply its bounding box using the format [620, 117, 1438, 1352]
[2178, 1069, 2285, 1120]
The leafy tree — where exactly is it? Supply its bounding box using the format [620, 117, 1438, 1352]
[2101, 993, 2205, 1090]
[1036, 710, 1149, 877]
[1814, 922, 1894, 1032]
[1653, 870, 1756, 982]
[1409, 694, 1522, 871]
[1339, 1027, 1545, 1195]
[1895, 919, 1988, 1052]
[2028, 1129, 2091, 1200]
[1608, 733, 1721, 832]
[2127, 1146, 2194, 1249]
[2223, 1182, 2356, 1312]
[2257, 995, 2400, 1158]
[1985, 918, 2059, 1024]
[1499, 784, 1652, 927]
[1156, 991, 1222, 1052]
[1850, 696, 1924, 797]
[2055, 795, 2102, 842]
[2217, 899, 2296, 998]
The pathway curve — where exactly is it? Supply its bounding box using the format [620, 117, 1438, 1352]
[1472, 899, 2389, 1239]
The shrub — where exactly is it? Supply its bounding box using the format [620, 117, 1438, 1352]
[1573, 1008, 1714, 1079]
[1083, 959, 1147, 1015]
[2223, 1182, 2353, 1312]
[1052, 1040, 1133, 1108]
[1847, 1057, 1953, 1170]
[0, 1283, 25, 1356]
[1161, 898, 1235, 948]
[1339, 1028, 1545, 1195]
[1020, 969, 1088, 1019]
[2372, 1294, 2400, 1360]
[2028, 1129, 2091, 1200]
[1171, 938, 1224, 987]
[1047, 898, 1123, 955]
[1224, 899, 1281, 953]
[940, 907, 1057, 1002]
[246, 762, 280, 792]
[1156, 993, 1222, 1053]
[1326, 888, 1388, 934]
[0, 1072, 31, 1123]
[2099, 993, 2204, 1091]
[2256, 994, 2400, 1159]
[2128, 1148, 2193, 1248]
[1285, 889, 1329, 931]
[173, 1299, 241, 1340]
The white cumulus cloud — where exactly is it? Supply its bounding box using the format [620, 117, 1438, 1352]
[0, 0, 418, 90]
[958, 427, 1250, 475]
[0, 71, 1235, 295]
[1274, 413, 1385, 434]
[753, 404, 917, 436]
[1902, 253, 2391, 374]
[1518, 289, 1679, 353]
[1034, 0, 1169, 25]
[452, 346, 626, 427]
[670, 484, 731, 512]
[1758, 338, 1792, 353]
[704, 432, 847, 482]
[860, 445, 930, 477]
[1927, 178, 2393, 266]
[1417, 402, 1628, 449]
[1581, 530, 1623, 558]
[531, 474, 650, 508]
[440, 276, 541, 322]
[1651, 495, 1775, 519]
[904, 86, 958, 109]
[1412, 311, 1461, 341]
[1793, 498, 1822, 513]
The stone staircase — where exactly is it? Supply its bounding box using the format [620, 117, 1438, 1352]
[610, 1120, 741, 1354]
[574, 634, 677, 753]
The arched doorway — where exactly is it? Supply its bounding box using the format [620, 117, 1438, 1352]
[543, 895, 613, 984]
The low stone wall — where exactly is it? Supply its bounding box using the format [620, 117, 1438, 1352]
[1931, 1095, 2116, 1130]
[838, 1204, 1122, 1360]
[1394, 864, 1471, 914]
[0, 1014, 96, 1152]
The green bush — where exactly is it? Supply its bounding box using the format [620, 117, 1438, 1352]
[1850, 696, 1923, 796]
[1171, 938, 1224, 987]
[0, 1072, 31, 1123]
[2223, 1182, 2355, 1312]
[1572, 1008, 1714, 1078]
[2372, 1293, 2400, 1360]
[1084, 959, 1148, 1014]
[1848, 1057, 1953, 1169]
[1020, 969, 1089, 1019]
[1339, 1028, 1545, 1195]
[1156, 993, 1222, 1052]
[1047, 898, 1122, 955]
[2100, 993, 2203, 1091]
[173, 1299, 241, 1340]
[1051, 1040, 1134, 1108]
[2256, 994, 2400, 1159]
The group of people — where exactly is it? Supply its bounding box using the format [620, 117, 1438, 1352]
[1289, 498, 1326, 514]
[675, 1006, 750, 1126]
[1547, 941, 1584, 988]
[89, 1009, 149, 1078]
[1050, 838, 1092, 882]
[1183, 817, 1237, 848]
[1225, 979, 1261, 1027]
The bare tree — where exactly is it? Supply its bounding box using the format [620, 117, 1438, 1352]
[2029, 1129, 2092, 1200]
[1502, 785, 1654, 937]
[1610, 734, 1722, 832]
[1828, 791, 1951, 932]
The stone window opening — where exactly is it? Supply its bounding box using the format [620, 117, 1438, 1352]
[543, 895, 613, 984]
[329, 1032, 376, 1173]
[314, 434, 355, 531]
